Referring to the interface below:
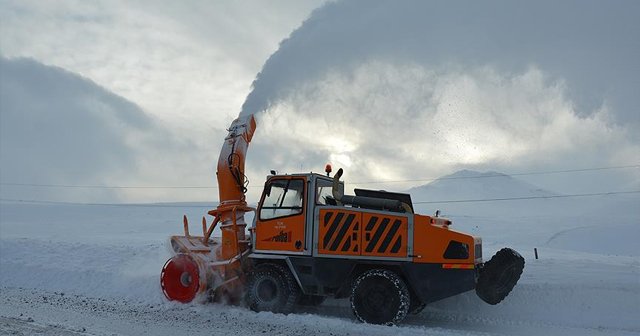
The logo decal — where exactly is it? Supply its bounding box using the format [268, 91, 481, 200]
[262, 230, 292, 242]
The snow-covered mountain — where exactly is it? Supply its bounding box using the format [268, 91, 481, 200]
[405, 170, 562, 237]
[402, 169, 638, 259]
[407, 169, 556, 203]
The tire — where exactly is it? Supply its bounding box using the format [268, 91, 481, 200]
[245, 263, 300, 314]
[350, 269, 410, 325]
[297, 294, 326, 307]
[476, 247, 525, 305]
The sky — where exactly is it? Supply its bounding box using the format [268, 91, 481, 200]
[0, 0, 639, 203]
[0, 0, 323, 202]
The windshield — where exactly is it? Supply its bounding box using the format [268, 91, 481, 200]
[260, 179, 304, 220]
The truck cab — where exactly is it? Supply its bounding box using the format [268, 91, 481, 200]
[253, 173, 334, 254]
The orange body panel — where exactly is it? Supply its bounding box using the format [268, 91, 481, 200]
[318, 209, 362, 255]
[255, 214, 306, 252]
[412, 214, 478, 264]
[361, 213, 408, 258]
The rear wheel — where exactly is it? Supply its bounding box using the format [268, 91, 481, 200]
[476, 248, 525, 305]
[245, 263, 300, 314]
[350, 269, 410, 325]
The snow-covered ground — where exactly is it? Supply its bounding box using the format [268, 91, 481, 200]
[1, 172, 639, 335]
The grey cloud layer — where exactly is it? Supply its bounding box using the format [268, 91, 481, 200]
[242, 0, 640, 130]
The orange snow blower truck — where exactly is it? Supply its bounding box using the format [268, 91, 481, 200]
[160, 114, 524, 325]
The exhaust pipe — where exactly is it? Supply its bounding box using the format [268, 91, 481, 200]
[332, 168, 412, 213]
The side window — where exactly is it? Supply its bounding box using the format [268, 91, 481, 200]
[316, 179, 334, 205]
[260, 179, 305, 220]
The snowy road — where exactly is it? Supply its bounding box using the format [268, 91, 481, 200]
[2, 267, 638, 336]
[1, 200, 639, 335]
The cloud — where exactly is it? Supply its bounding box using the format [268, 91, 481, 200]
[0, 56, 189, 202]
[0, 0, 324, 140]
[246, 62, 639, 195]
[0, 1, 324, 202]
[2, 1, 638, 202]
[242, 0, 640, 128]
[233, 0, 640, 195]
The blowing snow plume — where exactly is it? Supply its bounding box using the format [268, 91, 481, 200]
[239, 0, 640, 192]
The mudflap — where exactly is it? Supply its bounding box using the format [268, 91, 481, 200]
[475, 247, 525, 305]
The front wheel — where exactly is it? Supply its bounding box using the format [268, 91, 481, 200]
[245, 263, 300, 314]
[350, 269, 410, 325]
[476, 247, 525, 305]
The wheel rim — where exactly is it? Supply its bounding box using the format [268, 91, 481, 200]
[363, 284, 389, 309]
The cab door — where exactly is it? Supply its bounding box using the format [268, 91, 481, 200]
[255, 176, 307, 253]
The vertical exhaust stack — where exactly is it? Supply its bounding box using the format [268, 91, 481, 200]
[331, 168, 345, 205]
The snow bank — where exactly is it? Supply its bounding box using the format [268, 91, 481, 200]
[546, 223, 640, 256]
[0, 239, 169, 303]
[424, 250, 639, 332]
[0, 201, 213, 302]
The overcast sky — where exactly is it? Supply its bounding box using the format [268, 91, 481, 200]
[0, 0, 323, 202]
[1, 0, 638, 203]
